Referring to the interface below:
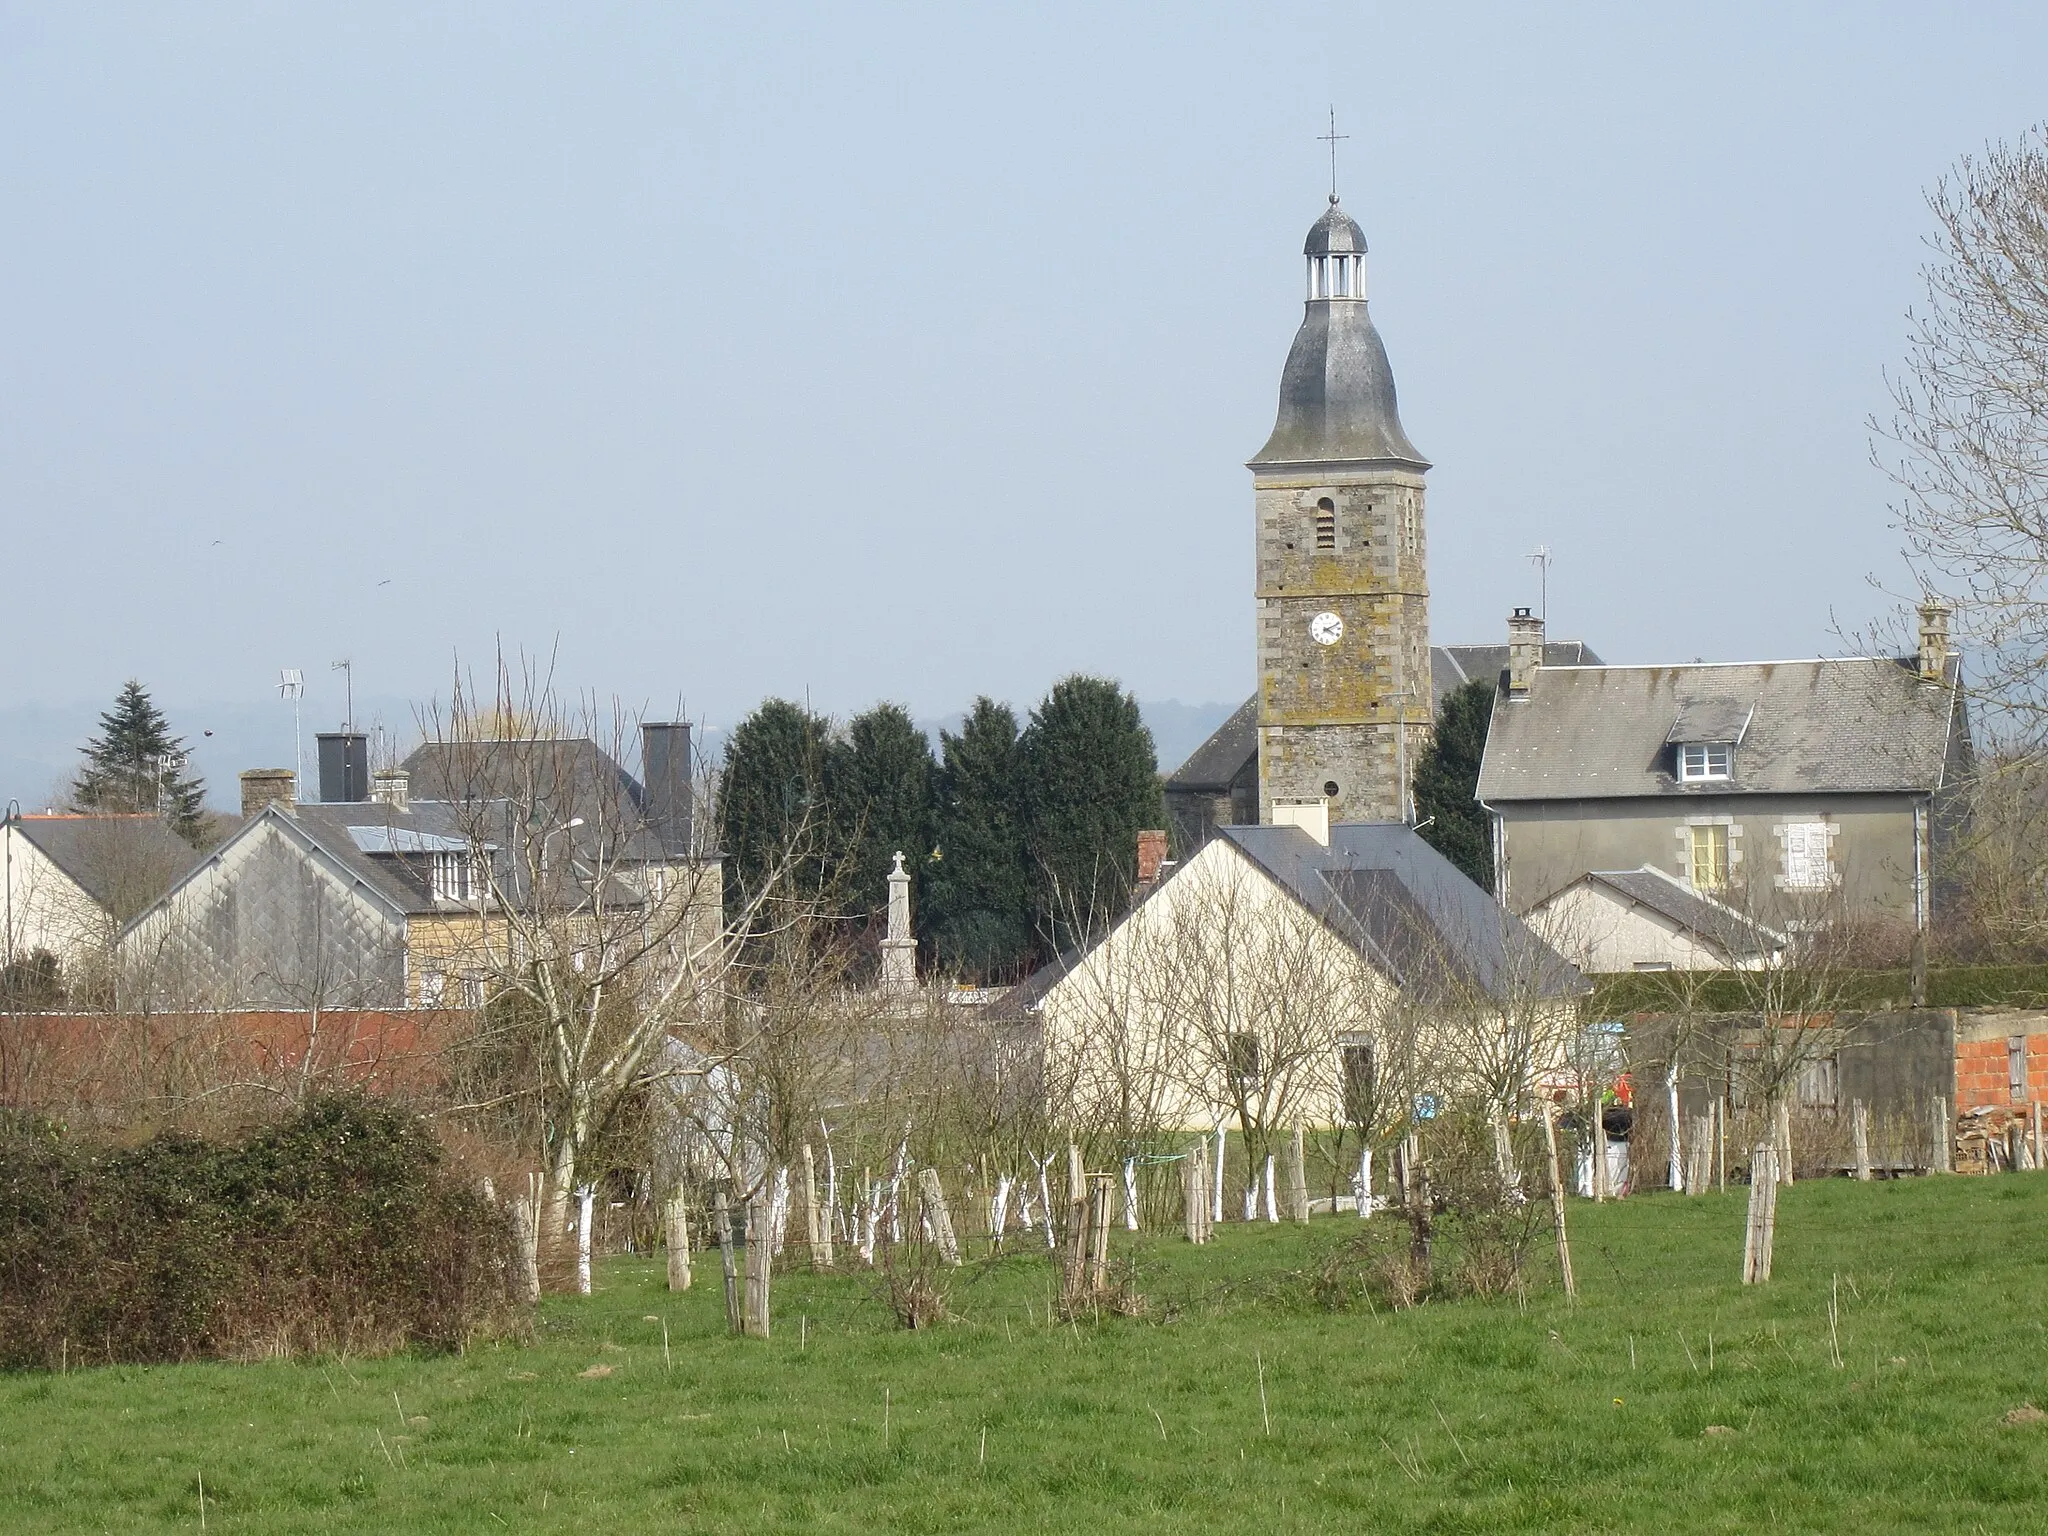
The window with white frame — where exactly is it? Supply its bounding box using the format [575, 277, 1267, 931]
[418, 964, 446, 1008]
[1779, 821, 1834, 889]
[430, 851, 473, 902]
[1677, 742, 1733, 782]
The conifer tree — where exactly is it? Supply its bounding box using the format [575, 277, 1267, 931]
[1016, 675, 1164, 953]
[71, 680, 208, 843]
[926, 698, 1033, 980]
[716, 698, 839, 914]
[1413, 677, 1495, 889]
[828, 702, 936, 923]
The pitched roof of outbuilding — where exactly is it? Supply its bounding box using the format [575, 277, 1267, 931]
[1476, 657, 1962, 803]
[1550, 865, 1784, 963]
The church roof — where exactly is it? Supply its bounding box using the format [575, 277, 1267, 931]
[1251, 203, 1425, 469]
[1304, 199, 1366, 256]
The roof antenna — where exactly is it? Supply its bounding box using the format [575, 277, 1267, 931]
[332, 658, 354, 734]
[1526, 545, 1553, 626]
[1318, 107, 1348, 204]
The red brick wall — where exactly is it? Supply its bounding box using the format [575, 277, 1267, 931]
[1954, 1031, 2048, 1111]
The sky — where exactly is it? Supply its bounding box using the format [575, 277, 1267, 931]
[1, 3, 2043, 800]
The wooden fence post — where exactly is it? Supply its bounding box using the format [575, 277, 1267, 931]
[713, 1189, 741, 1334]
[1086, 1173, 1113, 1298]
[743, 1193, 772, 1338]
[1541, 1103, 1575, 1301]
[1852, 1101, 1872, 1182]
[665, 1195, 692, 1291]
[802, 1145, 831, 1269]
[511, 1191, 541, 1303]
[1776, 1101, 1795, 1186]
[1742, 1144, 1780, 1284]
[1286, 1123, 1310, 1223]
[1183, 1143, 1209, 1244]
[1590, 1104, 1608, 1202]
[1931, 1097, 1952, 1174]
[917, 1167, 961, 1265]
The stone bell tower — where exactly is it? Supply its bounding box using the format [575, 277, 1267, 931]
[1249, 194, 1430, 825]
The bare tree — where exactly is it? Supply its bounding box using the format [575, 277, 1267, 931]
[1876, 127, 2048, 729]
[424, 661, 796, 1247]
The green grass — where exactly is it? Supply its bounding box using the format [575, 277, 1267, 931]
[6, 1175, 2048, 1532]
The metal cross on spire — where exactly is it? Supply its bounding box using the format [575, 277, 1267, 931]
[1319, 107, 1349, 201]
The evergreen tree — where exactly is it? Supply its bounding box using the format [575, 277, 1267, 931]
[71, 680, 208, 843]
[716, 698, 838, 914]
[1413, 677, 1495, 889]
[1016, 675, 1165, 953]
[828, 702, 936, 922]
[926, 698, 1034, 981]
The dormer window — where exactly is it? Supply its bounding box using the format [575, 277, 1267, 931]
[431, 851, 474, 902]
[1677, 743, 1733, 782]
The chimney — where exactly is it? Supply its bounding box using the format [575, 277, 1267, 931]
[641, 721, 694, 854]
[1918, 599, 1952, 682]
[371, 769, 410, 811]
[1136, 829, 1168, 885]
[1272, 799, 1330, 846]
[1507, 607, 1546, 697]
[239, 769, 296, 817]
[315, 732, 370, 803]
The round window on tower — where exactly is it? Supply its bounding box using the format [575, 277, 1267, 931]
[1323, 781, 1340, 798]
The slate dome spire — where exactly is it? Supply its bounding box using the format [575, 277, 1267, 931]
[1250, 196, 1426, 469]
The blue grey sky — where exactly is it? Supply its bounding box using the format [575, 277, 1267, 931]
[1, 4, 2041, 794]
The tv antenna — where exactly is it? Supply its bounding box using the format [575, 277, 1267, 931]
[331, 659, 354, 733]
[1527, 545, 1553, 625]
[278, 669, 305, 802]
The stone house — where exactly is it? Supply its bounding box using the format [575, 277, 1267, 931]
[1476, 605, 1969, 938]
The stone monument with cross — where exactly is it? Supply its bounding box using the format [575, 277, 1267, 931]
[880, 850, 917, 993]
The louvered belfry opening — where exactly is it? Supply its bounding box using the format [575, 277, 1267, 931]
[1314, 498, 1336, 549]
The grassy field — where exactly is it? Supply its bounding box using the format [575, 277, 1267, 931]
[4, 1174, 2048, 1533]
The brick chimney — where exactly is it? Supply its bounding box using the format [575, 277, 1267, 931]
[1507, 607, 1546, 698]
[1918, 599, 1952, 683]
[1136, 829, 1168, 885]
[371, 769, 411, 811]
[239, 769, 296, 817]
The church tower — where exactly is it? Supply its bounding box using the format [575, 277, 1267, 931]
[1249, 195, 1430, 825]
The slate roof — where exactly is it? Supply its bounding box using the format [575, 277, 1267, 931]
[10, 814, 202, 921]
[1165, 697, 1259, 790]
[1164, 642, 1602, 783]
[1560, 865, 1784, 963]
[992, 822, 1582, 1019]
[1477, 657, 1962, 803]
[1220, 823, 1585, 1004]
[134, 794, 663, 932]
[1303, 200, 1367, 256]
[401, 738, 647, 819]
[1430, 641, 1604, 703]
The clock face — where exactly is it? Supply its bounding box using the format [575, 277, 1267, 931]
[1309, 610, 1344, 646]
